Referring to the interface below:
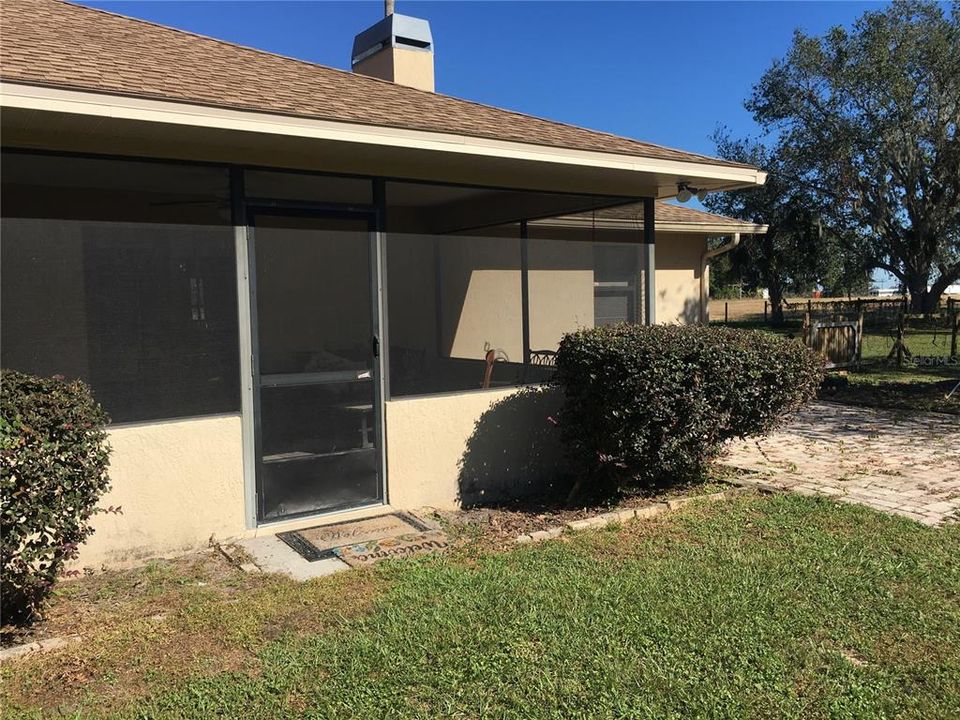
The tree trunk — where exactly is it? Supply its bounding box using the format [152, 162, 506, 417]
[926, 265, 960, 315]
[905, 274, 938, 314]
[768, 286, 785, 325]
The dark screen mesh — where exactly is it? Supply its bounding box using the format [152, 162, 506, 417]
[1, 153, 240, 423]
[383, 180, 645, 397]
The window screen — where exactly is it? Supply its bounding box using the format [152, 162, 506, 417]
[386, 232, 525, 396]
[383, 180, 640, 397]
[593, 244, 643, 326]
[1, 153, 239, 423]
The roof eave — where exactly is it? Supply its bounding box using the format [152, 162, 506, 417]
[532, 215, 769, 235]
[0, 81, 768, 193]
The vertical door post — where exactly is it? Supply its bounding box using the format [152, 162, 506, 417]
[520, 219, 531, 366]
[230, 167, 258, 529]
[643, 197, 656, 325]
[373, 178, 389, 504]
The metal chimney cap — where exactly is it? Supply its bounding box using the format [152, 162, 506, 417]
[352, 13, 433, 65]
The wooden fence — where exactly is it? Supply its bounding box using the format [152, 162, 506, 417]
[803, 314, 862, 369]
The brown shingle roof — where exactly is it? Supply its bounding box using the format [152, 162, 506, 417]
[537, 201, 765, 231]
[1, 0, 754, 170]
[597, 200, 762, 226]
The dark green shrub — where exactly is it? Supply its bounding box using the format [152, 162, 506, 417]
[1, 371, 111, 626]
[554, 325, 823, 488]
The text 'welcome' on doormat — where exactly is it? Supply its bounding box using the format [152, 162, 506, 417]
[277, 511, 446, 563]
[334, 531, 450, 567]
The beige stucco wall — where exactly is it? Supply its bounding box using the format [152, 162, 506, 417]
[44, 224, 707, 569]
[385, 385, 566, 509]
[73, 414, 246, 569]
[441, 238, 524, 362]
[655, 232, 705, 325]
[64, 241, 709, 570]
[527, 238, 594, 350]
[75, 384, 568, 569]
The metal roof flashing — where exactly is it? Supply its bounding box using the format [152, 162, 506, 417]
[352, 14, 434, 65]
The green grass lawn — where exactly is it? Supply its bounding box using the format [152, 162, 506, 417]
[860, 330, 955, 361]
[3, 493, 959, 719]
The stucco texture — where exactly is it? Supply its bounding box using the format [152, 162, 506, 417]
[75, 414, 245, 569]
[655, 232, 706, 325]
[385, 385, 567, 510]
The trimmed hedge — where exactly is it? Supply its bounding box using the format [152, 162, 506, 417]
[554, 325, 823, 487]
[1, 371, 111, 626]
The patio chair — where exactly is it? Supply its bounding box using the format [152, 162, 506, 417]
[529, 349, 557, 366]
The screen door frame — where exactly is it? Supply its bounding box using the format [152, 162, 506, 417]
[246, 204, 386, 525]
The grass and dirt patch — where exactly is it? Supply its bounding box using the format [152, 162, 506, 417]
[821, 365, 960, 415]
[436, 470, 738, 549]
[1, 555, 382, 715]
[3, 492, 958, 719]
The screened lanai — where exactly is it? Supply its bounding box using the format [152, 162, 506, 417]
[0, 150, 653, 523]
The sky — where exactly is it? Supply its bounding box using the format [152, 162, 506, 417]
[84, 0, 882, 158]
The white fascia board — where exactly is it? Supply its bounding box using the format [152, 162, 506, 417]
[0, 82, 767, 189]
[532, 215, 769, 235]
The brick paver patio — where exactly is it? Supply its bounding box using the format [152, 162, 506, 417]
[722, 402, 960, 526]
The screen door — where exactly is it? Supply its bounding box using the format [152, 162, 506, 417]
[250, 211, 382, 522]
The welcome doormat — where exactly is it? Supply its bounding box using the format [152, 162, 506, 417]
[277, 512, 437, 562]
[333, 531, 450, 567]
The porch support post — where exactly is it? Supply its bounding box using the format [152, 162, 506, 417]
[373, 178, 389, 400]
[373, 177, 389, 505]
[520, 219, 531, 366]
[230, 166, 258, 529]
[642, 196, 656, 325]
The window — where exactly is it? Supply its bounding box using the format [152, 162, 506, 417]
[592, 244, 644, 326]
[1, 153, 239, 423]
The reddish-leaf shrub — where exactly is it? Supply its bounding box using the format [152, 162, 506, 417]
[554, 325, 823, 487]
[1, 371, 111, 626]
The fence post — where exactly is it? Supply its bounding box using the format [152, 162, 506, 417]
[807, 299, 812, 316]
[896, 316, 906, 368]
[802, 312, 810, 347]
[952, 310, 959, 359]
[724, 301, 728, 325]
[763, 300, 768, 324]
[856, 308, 864, 365]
